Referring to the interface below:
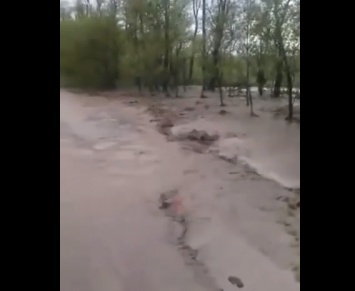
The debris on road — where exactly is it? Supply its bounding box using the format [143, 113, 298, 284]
[228, 276, 244, 288]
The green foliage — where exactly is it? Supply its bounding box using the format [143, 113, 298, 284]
[60, 16, 122, 89]
[60, 0, 299, 91]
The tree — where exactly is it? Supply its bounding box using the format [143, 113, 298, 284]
[188, 0, 201, 84]
[200, 0, 207, 98]
[60, 0, 300, 123]
[243, 0, 257, 115]
[272, 0, 298, 120]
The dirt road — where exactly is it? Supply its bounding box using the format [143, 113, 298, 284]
[60, 89, 300, 291]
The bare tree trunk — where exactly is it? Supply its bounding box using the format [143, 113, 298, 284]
[246, 59, 254, 114]
[218, 72, 225, 106]
[257, 69, 266, 96]
[256, 39, 266, 97]
[285, 71, 293, 121]
[137, 12, 147, 94]
[96, 0, 104, 15]
[181, 57, 187, 93]
[188, 57, 195, 85]
[272, 0, 292, 103]
[246, 66, 257, 116]
[279, 48, 293, 120]
[245, 0, 250, 108]
[273, 58, 283, 97]
[189, 0, 200, 85]
[200, 0, 207, 98]
[163, 1, 171, 97]
[209, 50, 219, 92]
[273, 0, 293, 120]
[245, 0, 256, 116]
[171, 42, 183, 97]
[84, 0, 91, 16]
[132, 16, 141, 93]
[210, 0, 229, 94]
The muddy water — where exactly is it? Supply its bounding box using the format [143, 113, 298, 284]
[224, 115, 300, 189]
[173, 116, 300, 189]
[60, 90, 210, 291]
[161, 92, 300, 189]
[60, 90, 300, 291]
[230, 101, 300, 189]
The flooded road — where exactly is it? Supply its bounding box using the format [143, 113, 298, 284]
[60, 90, 209, 291]
[60, 90, 300, 291]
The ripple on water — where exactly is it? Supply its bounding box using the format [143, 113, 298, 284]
[94, 144, 160, 177]
[93, 141, 117, 151]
